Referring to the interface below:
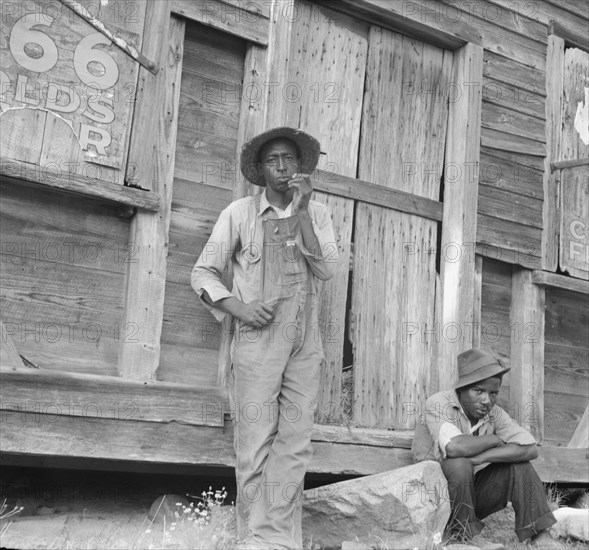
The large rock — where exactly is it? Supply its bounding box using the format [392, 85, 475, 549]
[303, 461, 450, 549]
[551, 507, 589, 542]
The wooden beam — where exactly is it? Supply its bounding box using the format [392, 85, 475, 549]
[472, 256, 483, 347]
[439, 43, 484, 390]
[57, 0, 158, 74]
[531, 270, 589, 295]
[534, 446, 589, 484]
[118, 15, 185, 380]
[314, 170, 443, 222]
[551, 158, 589, 171]
[171, 0, 269, 46]
[549, 20, 589, 52]
[1, 410, 585, 482]
[542, 35, 564, 272]
[311, 424, 413, 449]
[314, 0, 469, 50]
[0, 321, 25, 370]
[0, 160, 159, 212]
[568, 405, 589, 449]
[510, 268, 545, 442]
[0, 368, 225, 427]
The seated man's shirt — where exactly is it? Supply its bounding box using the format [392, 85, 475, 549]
[191, 190, 338, 322]
[412, 390, 536, 467]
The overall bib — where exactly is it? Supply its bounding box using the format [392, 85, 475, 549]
[232, 208, 323, 549]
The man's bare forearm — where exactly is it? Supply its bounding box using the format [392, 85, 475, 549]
[297, 210, 321, 257]
[468, 443, 538, 466]
[446, 434, 504, 458]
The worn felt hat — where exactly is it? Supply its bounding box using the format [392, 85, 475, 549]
[455, 348, 510, 390]
[240, 127, 321, 186]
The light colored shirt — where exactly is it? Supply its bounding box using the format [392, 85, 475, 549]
[191, 190, 338, 322]
[412, 390, 537, 466]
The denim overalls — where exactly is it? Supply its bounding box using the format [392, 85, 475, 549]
[232, 196, 323, 549]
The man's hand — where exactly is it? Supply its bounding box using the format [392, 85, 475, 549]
[234, 299, 274, 328]
[289, 173, 313, 212]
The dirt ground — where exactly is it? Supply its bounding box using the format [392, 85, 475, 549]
[0, 465, 238, 550]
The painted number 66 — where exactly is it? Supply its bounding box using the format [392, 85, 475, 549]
[9, 14, 120, 90]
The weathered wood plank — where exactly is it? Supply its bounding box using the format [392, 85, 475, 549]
[531, 270, 589, 294]
[161, 22, 244, 387]
[482, 51, 546, 98]
[542, 35, 564, 272]
[568, 405, 589, 449]
[0, 160, 160, 211]
[544, 392, 589, 447]
[481, 127, 546, 157]
[545, 344, 589, 398]
[477, 214, 542, 267]
[482, 77, 545, 120]
[559, 165, 589, 279]
[478, 184, 543, 229]
[0, 109, 46, 164]
[439, 43, 483, 390]
[0, 410, 585, 481]
[545, 286, 589, 350]
[118, 16, 185, 380]
[481, 102, 545, 145]
[533, 447, 589, 483]
[315, 0, 471, 50]
[311, 424, 413, 449]
[352, 204, 437, 428]
[561, 47, 589, 161]
[1, 321, 25, 370]
[550, 20, 589, 51]
[171, 0, 268, 46]
[0, 369, 225, 426]
[480, 147, 544, 199]
[510, 268, 545, 441]
[314, 170, 443, 221]
[353, 25, 448, 428]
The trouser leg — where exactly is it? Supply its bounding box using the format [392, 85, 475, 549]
[232, 320, 292, 543]
[474, 462, 556, 542]
[249, 329, 321, 549]
[441, 458, 484, 539]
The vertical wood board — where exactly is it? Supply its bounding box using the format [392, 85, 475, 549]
[351, 204, 437, 428]
[119, 14, 184, 380]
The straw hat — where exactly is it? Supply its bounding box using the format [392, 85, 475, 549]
[455, 348, 510, 390]
[240, 127, 321, 186]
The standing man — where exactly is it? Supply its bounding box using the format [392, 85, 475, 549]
[412, 348, 564, 549]
[192, 127, 338, 550]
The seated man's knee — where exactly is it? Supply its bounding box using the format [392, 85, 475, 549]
[442, 457, 474, 482]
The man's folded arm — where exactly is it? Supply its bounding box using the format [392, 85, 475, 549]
[445, 434, 505, 458]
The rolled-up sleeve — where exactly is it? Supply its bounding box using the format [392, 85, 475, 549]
[191, 206, 238, 322]
[297, 203, 339, 281]
[492, 406, 537, 446]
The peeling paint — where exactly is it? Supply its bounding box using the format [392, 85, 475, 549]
[574, 87, 589, 145]
[0, 106, 82, 148]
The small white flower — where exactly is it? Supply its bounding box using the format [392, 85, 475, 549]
[432, 532, 442, 545]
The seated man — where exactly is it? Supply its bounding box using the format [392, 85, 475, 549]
[412, 348, 564, 549]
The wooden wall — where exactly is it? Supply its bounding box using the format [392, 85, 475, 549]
[0, 182, 129, 375]
[158, 22, 245, 386]
[544, 286, 589, 446]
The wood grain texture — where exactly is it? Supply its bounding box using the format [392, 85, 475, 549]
[0, 410, 585, 481]
[568, 405, 589, 449]
[510, 268, 545, 441]
[0, 368, 226, 426]
[159, 21, 244, 386]
[542, 36, 565, 272]
[559, 165, 589, 279]
[531, 270, 589, 294]
[352, 204, 437, 428]
[1, 321, 25, 369]
[119, 16, 185, 380]
[171, 0, 269, 46]
[352, 25, 449, 428]
[439, 43, 483, 390]
[0, 158, 159, 211]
